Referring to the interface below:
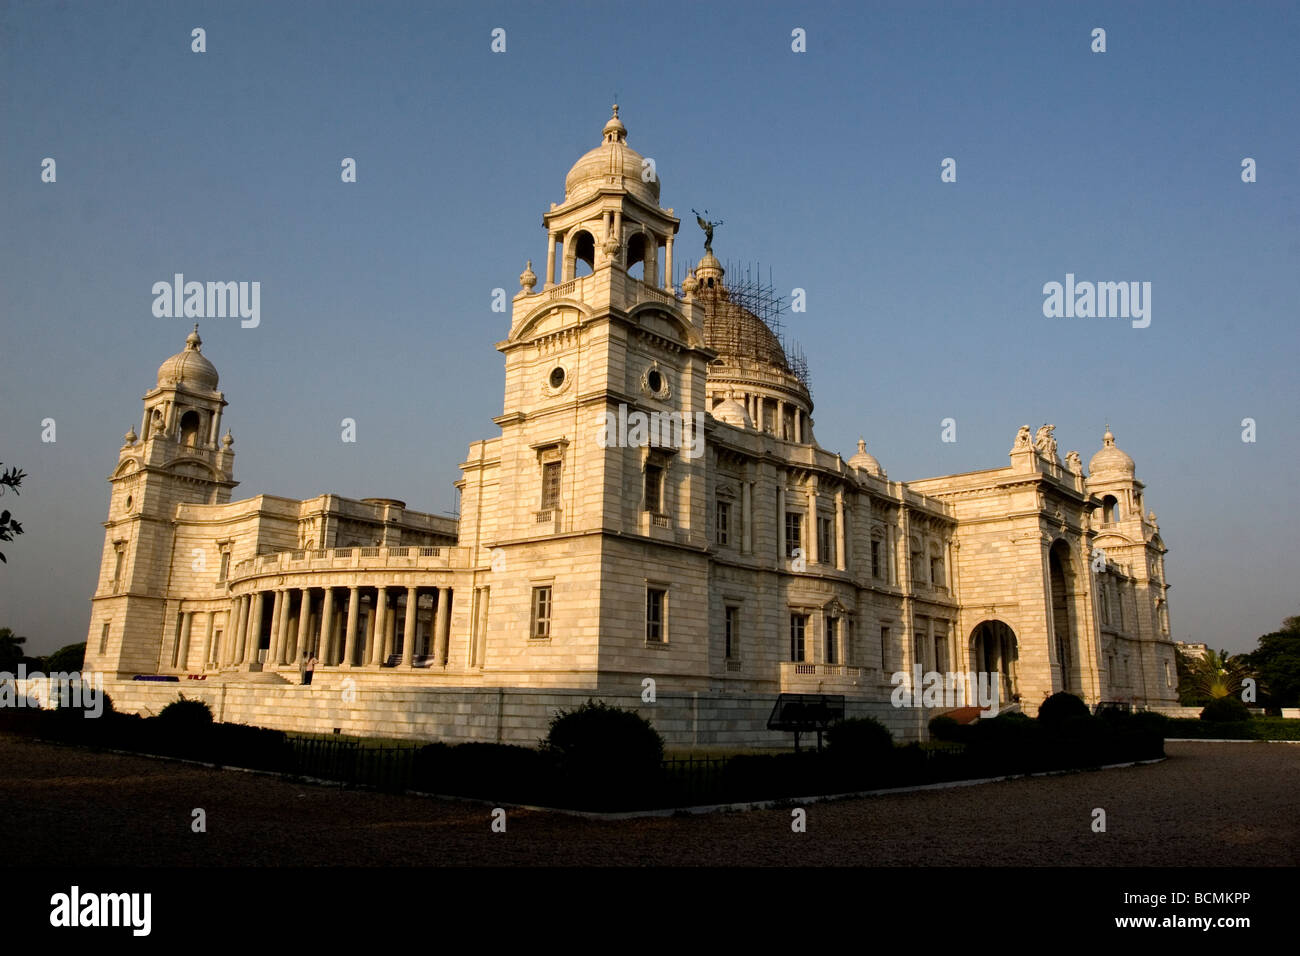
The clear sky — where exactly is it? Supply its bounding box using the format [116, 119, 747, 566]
[2, 0, 1297, 655]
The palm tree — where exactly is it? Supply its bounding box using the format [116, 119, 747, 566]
[0, 626, 29, 672]
[1187, 648, 1252, 701]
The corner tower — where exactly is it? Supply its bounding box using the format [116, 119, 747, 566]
[85, 326, 237, 675]
[457, 107, 717, 690]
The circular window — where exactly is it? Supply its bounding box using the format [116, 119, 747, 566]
[125, 495, 133, 511]
[647, 370, 663, 393]
[549, 367, 566, 389]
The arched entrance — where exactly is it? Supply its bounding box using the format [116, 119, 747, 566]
[970, 620, 1019, 704]
[1048, 539, 1079, 693]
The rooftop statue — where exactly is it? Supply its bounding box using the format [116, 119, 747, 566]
[692, 209, 723, 253]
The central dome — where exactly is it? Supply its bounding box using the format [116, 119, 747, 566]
[694, 256, 790, 369]
[564, 106, 661, 207]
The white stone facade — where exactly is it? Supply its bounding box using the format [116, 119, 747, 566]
[83, 109, 1179, 746]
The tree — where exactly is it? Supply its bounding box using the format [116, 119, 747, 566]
[1241, 614, 1300, 708]
[0, 627, 32, 672]
[0, 463, 25, 564]
[1181, 648, 1253, 705]
[44, 642, 86, 674]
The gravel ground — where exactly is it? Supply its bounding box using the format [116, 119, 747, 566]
[1, 735, 1295, 866]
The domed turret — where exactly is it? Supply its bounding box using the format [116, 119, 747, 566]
[157, 325, 219, 391]
[563, 105, 660, 206]
[1088, 427, 1135, 477]
[710, 390, 753, 429]
[848, 438, 885, 477]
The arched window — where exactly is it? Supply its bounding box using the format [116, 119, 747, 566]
[626, 232, 647, 280]
[571, 230, 595, 277]
[1102, 494, 1120, 523]
[179, 410, 202, 446]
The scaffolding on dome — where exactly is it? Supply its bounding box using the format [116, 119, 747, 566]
[707, 260, 806, 398]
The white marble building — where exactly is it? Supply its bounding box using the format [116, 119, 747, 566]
[83, 109, 1179, 745]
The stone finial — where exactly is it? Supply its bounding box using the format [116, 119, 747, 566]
[519, 260, 537, 292]
[857, 438, 866, 454]
[681, 270, 699, 295]
[123, 425, 137, 445]
[222, 429, 234, 449]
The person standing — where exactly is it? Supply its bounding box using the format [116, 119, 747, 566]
[303, 654, 317, 686]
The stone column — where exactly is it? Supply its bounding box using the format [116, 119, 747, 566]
[319, 587, 335, 664]
[367, 587, 385, 665]
[269, 589, 288, 666]
[741, 481, 752, 554]
[794, 410, 802, 444]
[402, 587, 418, 667]
[806, 484, 819, 565]
[434, 588, 451, 666]
[244, 591, 264, 666]
[202, 612, 216, 666]
[176, 612, 193, 671]
[835, 489, 846, 571]
[664, 235, 673, 292]
[776, 400, 786, 439]
[386, 602, 398, 660]
[545, 232, 556, 287]
[342, 586, 360, 668]
[229, 596, 248, 665]
[777, 482, 786, 563]
[294, 588, 312, 667]
[756, 396, 764, 432]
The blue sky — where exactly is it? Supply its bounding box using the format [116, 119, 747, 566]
[2, 0, 1297, 655]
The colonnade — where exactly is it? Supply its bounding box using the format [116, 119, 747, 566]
[219, 584, 453, 670]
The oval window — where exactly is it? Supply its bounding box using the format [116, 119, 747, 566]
[647, 370, 663, 393]
[549, 367, 565, 389]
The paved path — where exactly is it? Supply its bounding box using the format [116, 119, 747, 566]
[1, 736, 1295, 866]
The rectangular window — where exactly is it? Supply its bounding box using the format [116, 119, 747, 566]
[826, 617, 838, 664]
[646, 588, 666, 643]
[715, 500, 731, 547]
[724, 605, 739, 659]
[817, 516, 834, 566]
[930, 556, 944, 587]
[785, 512, 802, 558]
[99, 622, 110, 655]
[211, 629, 223, 663]
[880, 626, 891, 671]
[790, 613, 807, 662]
[531, 586, 552, 639]
[112, 545, 126, 590]
[218, 550, 231, 583]
[541, 461, 562, 511]
[871, 540, 882, 579]
[645, 463, 663, 513]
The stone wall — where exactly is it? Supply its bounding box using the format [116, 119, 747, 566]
[99, 677, 933, 749]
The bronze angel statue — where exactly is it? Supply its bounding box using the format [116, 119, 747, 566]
[692, 209, 723, 253]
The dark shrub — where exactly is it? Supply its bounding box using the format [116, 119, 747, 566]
[156, 695, 213, 726]
[206, 723, 290, 770]
[928, 715, 963, 741]
[826, 717, 894, 757]
[544, 699, 665, 809]
[544, 699, 664, 770]
[439, 743, 551, 800]
[1200, 695, 1251, 722]
[1037, 692, 1090, 724]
